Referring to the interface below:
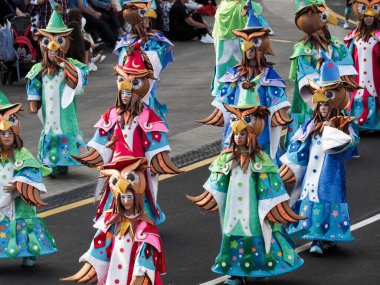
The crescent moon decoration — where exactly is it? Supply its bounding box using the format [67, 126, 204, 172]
[131, 59, 142, 68]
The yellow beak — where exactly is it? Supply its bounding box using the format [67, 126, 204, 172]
[312, 92, 328, 104]
[364, 8, 376, 17]
[232, 120, 247, 134]
[242, 40, 254, 52]
[327, 13, 338, 26]
[47, 40, 60, 52]
[116, 179, 131, 194]
[118, 80, 132, 91]
[146, 9, 157, 19]
[0, 120, 12, 132]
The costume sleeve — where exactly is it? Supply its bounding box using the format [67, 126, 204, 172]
[12, 166, 47, 193]
[133, 243, 159, 282]
[252, 154, 290, 254]
[280, 135, 311, 183]
[203, 153, 230, 213]
[87, 125, 115, 164]
[26, 73, 42, 101]
[296, 54, 319, 90]
[321, 125, 359, 155]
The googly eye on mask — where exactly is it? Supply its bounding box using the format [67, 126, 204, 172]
[319, 11, 329, 22]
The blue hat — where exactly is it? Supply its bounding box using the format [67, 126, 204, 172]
[310, 51, 341, 87]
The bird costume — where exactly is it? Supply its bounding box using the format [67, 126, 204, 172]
[344, 0, 380, 130]
[287, 0, 358, 142]
[0, 92, 57, 266]
[25, 3, 89, 176]
[281, 53, 360, 254]
[61, 156, 165, 285]
[72, 42, 181, 226]
[188, 86, 304, 284]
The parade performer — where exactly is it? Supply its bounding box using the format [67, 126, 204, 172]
[72, 42, 181, 225]
[199, 27, 291, 163]
[188, 89, 305, 285]
[114, 0, 173, 93]
[280, 53, 360, 254]
[61, 155, 166, 284]
[0, 92, 57, 266]
[287, 0, 358, 141]
[26, 3, 89, 177]
[344, 0, 380, 131]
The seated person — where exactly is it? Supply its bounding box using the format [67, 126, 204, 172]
[0, 0, 26, 25]
[68, 0, 118, 46]
[169, 0, 213, 43]
[89, 0, 124, 39]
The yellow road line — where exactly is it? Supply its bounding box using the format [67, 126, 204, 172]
[327, 6, 358, 26]
[37, 155, 218, 218]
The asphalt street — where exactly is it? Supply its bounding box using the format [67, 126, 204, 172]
[0, 131, 379, 285]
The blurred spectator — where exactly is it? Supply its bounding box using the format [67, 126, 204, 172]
[27, 0, 68, 29]
[344, 0, 352, 29]
[68, 0, 118, 46]
[169, 0, 213, 43]
[0, 0, 26, 25]
[89, 0, 124, 38]
[66, 21, 87, 63]
[161, 0, 174, 35]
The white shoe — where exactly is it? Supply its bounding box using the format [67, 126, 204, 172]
[98, 54, 106, 64]
[89, 61, 98, 72]
[200, 33, 214, 44]
[343, 21, 350, 29]
[92, 53, 101, 64]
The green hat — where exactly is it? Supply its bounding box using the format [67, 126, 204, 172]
[230, 76, 262, 109]
[40, 3, 72, 34]
[0, 91, 20, 112]
[295, 0, 325, 11]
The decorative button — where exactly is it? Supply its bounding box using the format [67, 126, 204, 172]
[254, 163, 262, 170]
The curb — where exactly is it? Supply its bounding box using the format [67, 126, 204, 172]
[38, 140, 222, 212]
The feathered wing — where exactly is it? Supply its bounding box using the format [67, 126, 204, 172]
[16, 182, 47, 207]
[271, 107, 293, 127]
[195, 107, 225, 127]
[266, 200, 306, 223]
[150, 151, 183, 175]
[71, 147, 104, 168]
[186, 191, 219, 212]
[60, 262, 98, 284]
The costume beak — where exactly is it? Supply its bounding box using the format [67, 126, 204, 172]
[242, 40, 254, 52]
[146, 9, 157, 19]
[364, 8, 376, 17]
[327, 13, 338, 26]
[116, 179, 131, 194]
[232, 120, 247, 134]
[47, 40, 60, 52]
[0, 120, 12, 132]
[118, 80, 132, 91]
[312, 92, 328, 104]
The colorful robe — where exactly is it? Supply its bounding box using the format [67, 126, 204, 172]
[26, 59, 89, 168]
[80, 212, 165, 285]
[0, 147, 57, 259]
[217, 66, 290, 162]
[114, 32, 174, 108]
[345, 29, 380, 130]
[282, 120, 359, 242]
[287, 37, 357, 140]
[89, 105, 170, 225]
[203, 150, 303, 277]
[212, 0, 271, 97]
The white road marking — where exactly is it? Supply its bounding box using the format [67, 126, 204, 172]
[199, 213, 380, 285]
[271, 39, 292, 43]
